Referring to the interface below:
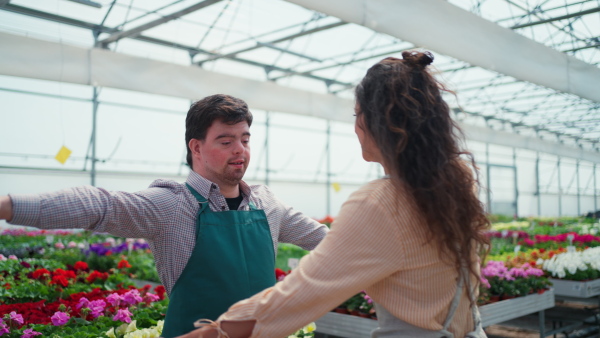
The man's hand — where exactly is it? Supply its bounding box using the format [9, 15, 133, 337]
[0, 196, 13, 222]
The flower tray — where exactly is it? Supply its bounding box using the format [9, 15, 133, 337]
[549, 278, 600, 298]
[479, 289, 555, 327]
[316, 290, 555, 336]
[315, 312, 377, 338]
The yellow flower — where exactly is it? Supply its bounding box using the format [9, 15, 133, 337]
[156, 320, 164, 334]
[105, 327, 117, 338]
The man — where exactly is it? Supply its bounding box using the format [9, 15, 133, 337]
[0, 94, 328, 338]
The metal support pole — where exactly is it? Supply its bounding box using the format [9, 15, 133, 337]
[326, 121, 331, 216]
[557, 157, 562, 217]
[91, 86, 99, 186]
[264, 111, 270, 186]
[535, 152, 541, 216]
[486, 143, 491, 214]
[594, 163, 598, 214]
[576, 160, 581, 216]
[513, 147, 519, 218]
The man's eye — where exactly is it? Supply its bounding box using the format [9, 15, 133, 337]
[221, 142, 231, 146]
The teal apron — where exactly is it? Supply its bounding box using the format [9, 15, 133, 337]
[161, 184, 276, 338]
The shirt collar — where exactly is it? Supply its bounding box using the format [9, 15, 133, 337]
[186, 170, 251, 201]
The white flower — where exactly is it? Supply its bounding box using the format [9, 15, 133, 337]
[105, 327, 116, 338]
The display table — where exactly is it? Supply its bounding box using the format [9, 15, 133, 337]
[550, 278, 600, 298]
[315, 289, 555, 338]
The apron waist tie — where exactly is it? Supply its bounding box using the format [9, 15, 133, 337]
[194, 319, 230, 338]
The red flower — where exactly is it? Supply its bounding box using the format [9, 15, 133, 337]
[117, 259, 132, 269]
[50, 275, 69, 288]
[53, 268, 77, 279]
[275, 268, 288, 281]
[86, 271, 108, 283]
[154, 285, 166, 300]
[73, 261, 88, 271]
[3, 283, 11, 290]
[31, 269, 51, 280]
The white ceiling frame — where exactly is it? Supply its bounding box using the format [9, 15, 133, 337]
[0, 32, 598, 162]
[286, 0, 600, 104]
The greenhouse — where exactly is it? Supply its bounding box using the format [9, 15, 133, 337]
[0, 0, 599, 337]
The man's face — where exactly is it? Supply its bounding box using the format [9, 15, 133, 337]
[193, 120, 251, 188]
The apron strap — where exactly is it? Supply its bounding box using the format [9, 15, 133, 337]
[442, 268, 465, 330]
[186, 183, 210, 213]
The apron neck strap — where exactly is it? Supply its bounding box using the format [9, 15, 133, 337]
[186, 183, 210, 213]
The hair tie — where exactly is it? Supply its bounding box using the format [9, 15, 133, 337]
[401, 50, 434, 67]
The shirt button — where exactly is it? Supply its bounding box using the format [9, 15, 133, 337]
[221, 206, 226, 210]
[211, 184, 216, 189]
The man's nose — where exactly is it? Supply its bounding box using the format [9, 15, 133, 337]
[232, 141, 244, 154]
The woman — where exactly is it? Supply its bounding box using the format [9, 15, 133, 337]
[178, 51, 490, 338]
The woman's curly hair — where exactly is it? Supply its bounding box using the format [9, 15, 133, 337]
[355, 51, 490, 300]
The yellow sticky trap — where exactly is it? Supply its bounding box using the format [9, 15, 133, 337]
[55, 146, 72, 164]
[332, 182, 341, 192]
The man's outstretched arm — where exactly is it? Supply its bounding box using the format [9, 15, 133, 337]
[0, 196, 13, 222]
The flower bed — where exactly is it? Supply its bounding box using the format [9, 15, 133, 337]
[0, 255, 167, 338]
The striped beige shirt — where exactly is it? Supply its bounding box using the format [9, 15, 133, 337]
[218, 178, 476, 337]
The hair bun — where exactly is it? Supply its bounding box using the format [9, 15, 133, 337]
[401, 51, 434, 67]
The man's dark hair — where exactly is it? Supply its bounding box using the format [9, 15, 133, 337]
[185, 94, 253, 169]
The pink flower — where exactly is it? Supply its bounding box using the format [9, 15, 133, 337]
[143, 293, 160, 303]
[89, 299, 106, 318]
[0, 254, 6, 261]
[480, 276, 491, 289]
[113, 308, 132, 323]
[54, 242, 65, 249]
[106, 293, 123, 307]
[76, 297, 90, 310]
[7, 255, 17, 260]
[9, 311, 24, 325]
[67, 241, 77, 248]
[122, 289, 142, 306]
[21, 328, 42, 338]
[0, 320, 9, 336]
[50, 311, 70, 326]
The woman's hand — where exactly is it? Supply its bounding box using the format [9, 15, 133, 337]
[173, 320, 255, 338]
[173, 326, 218, 338]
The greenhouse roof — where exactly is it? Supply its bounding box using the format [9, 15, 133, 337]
[1, 0, 599, 154]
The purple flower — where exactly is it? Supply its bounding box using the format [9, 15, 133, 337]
[106, 293, 123, 307]
[50, 312, 70, 326]
[9, 312, 24, 325]
[122, 289, 142, 306]
[113, 308, 133, 323]
[21, 328, 42, 338]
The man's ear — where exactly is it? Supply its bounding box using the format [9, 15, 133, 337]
[188, 139, 202, 159]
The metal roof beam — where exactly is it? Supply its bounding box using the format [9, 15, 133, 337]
[286, 0, 600, 103]
[510, 7, 600, 29]
[0, 4, 350, 88]
[99, 0, 222, 45]
[197, 21, 346, 65]
[1, 31, 599, 162]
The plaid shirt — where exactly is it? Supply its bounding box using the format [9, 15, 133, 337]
[9, 171, 329, 294]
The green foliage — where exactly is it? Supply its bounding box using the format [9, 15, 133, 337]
[276, 243, 308, 270]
